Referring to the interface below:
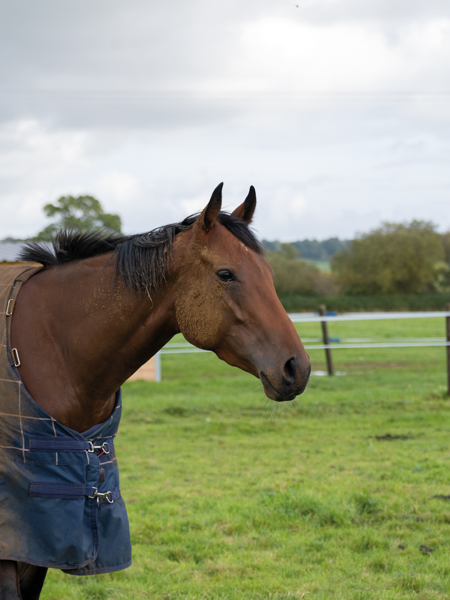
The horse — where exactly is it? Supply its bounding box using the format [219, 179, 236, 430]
[0, 183, 311, 599]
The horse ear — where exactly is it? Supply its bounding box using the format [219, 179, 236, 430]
[232, 186, 256, 224]
[199, 182, 223, 232]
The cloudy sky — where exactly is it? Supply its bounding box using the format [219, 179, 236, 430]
[1, 0, 450, 241]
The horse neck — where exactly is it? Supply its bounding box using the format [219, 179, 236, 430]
[12, 253, 179, 431]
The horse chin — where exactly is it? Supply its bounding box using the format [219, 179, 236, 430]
[214, 348, 259, 377]
[260, 372, 300, 403]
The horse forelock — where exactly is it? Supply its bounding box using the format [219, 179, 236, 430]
[18, 212, 264, 294]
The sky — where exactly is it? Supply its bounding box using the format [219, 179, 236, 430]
[1, 0, 450, 242]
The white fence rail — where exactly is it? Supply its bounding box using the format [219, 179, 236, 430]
[159, 311, 450, 354]
[289, 311, 450, 323]
[156, 310, 450, 390]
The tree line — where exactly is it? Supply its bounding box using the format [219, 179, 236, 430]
[265, 220, 450, 298]
[263, 238, 351, 262]
[3, 195, 448, 305]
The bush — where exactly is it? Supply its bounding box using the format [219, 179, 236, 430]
[331, 220, 444, 295]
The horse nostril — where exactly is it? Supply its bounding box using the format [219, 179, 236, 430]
[283, 357, 297, 385]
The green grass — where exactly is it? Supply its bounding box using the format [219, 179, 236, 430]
[41, 317, 450, 599]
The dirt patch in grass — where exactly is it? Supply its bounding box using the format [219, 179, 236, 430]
[373, 433, 414, 441]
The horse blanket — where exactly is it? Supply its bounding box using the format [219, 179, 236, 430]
[0, 264, 131, 574]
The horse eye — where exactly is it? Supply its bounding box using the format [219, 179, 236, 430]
[217, 269, 235, 282]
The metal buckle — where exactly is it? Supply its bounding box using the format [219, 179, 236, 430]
[11, 348, 20, 368]
[6, 299, 15, 316]
[87, 441, 110, 454]
[88, 487, 114, 505]
[96, 491, 114, 504]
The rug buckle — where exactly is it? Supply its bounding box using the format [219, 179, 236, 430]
[6, 299, 15, 316]
[88, 487, 114, 505]
[88, 441, 110, 454]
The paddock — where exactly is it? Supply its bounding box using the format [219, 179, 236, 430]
[41, 315, 450, 600]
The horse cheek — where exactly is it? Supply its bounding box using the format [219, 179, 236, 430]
[174, 284, 226, 350]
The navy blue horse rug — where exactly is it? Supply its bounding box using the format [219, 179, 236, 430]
[0, 264, 131, 574]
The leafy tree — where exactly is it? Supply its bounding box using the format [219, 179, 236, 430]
[436, 231, 450, 291]
[441, 232, 450, 264]
[331, 220, 444, 295]
[33, 195, 122, 241]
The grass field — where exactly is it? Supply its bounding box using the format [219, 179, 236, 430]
[304, 260, 331, 273]
[41, 317, 450, 600]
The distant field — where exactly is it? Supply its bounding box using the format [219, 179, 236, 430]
[42, 317, 450, 600]
[305, 259, 331, 272]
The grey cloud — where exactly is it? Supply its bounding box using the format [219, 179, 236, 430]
[0, 0, 274, 130]
[0, 93, 242, 131]
[1, 0, 449, 132]
[0, 0, 266, 90]
[297, 0, 450, 24]
[1, 0, 450, 241]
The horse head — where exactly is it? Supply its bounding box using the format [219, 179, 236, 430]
[172, 183, 311, 402]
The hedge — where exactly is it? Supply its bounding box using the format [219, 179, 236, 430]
[279, 292, 450, 313]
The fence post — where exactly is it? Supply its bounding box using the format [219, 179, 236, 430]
[319, 305, 334, 376]
[446, 304, 450, 397]
[155, 351, 161, 382]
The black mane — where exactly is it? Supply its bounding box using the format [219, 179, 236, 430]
[19, 213, 264, 294]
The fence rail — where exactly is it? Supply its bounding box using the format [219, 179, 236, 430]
[160, 311, 450, 353]
[289, 311, 450, 323]
[155, 309, 450, 392]
[160, 341, 450, 353]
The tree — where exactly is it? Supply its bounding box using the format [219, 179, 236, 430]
[436, 231, 450, 291]
[33, 195, 122, 241]
[331, 220, 444, 295]
[441, 232, 450, 265]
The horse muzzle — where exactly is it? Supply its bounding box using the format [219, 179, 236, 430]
[260, 356, 311, 402]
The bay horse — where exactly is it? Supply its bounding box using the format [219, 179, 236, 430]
[0, 183, 310, 599]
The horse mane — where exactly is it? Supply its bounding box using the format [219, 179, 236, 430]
[19, 213, 264, 294]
